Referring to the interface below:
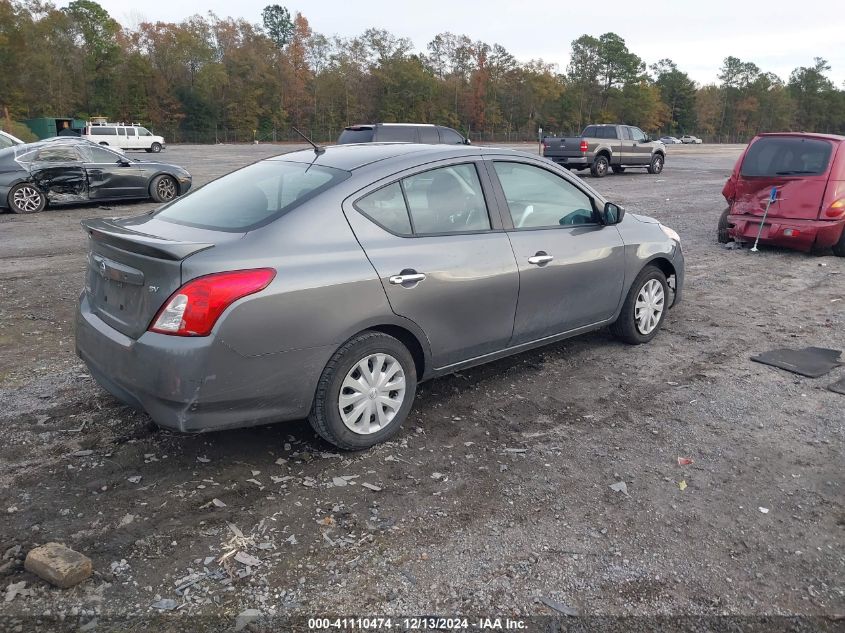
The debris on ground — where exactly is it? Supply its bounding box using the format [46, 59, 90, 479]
[235, 608, 262, 631]
[679, 480, 688, 491]
[750, 347, 843, 378]
[609, 481, 629, 496]
[540, 596, 579, 616]
[151, 598, 178, 610]
[759, 507, 770, 514]
[24, 543, 93, 589]
[677, 456, 694, 466]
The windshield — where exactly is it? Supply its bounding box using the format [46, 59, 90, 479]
[155, 160, 350, 231]
[742, 137, 833, 177]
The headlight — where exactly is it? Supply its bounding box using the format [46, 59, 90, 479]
[660, 224, 681, 243]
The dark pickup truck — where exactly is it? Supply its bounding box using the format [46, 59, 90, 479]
[542, 124, 666, 178]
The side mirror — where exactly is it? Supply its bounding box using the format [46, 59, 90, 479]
[117, 158, 131, 166]
[602, 201, 625, 225]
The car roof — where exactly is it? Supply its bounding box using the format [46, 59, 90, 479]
[268, 143, 522, 171]
[755, 132, 845, 143]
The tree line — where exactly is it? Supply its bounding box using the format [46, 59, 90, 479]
[1, 0, 843, 143]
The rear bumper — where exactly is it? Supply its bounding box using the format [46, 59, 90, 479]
[544, 155, 590, 168]
[727, 214, 845, 252]
[75, 293, 332, 433]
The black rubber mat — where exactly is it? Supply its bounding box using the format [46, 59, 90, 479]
[750, 347, 842, 378]
[829, 376, 845, 395]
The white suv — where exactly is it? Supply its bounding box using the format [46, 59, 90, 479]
[81, 123, 166, 153]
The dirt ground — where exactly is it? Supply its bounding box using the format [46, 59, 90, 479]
[0, 143, 842, 631]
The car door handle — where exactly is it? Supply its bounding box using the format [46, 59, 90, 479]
[527, 254, 554, 265]
[389, 273, 426, 285]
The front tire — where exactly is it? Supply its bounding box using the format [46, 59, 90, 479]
[8, 183, 46, 214]
[647, 154, 665, 174]
[610, 266, 669, 345]
[150, 142, 162, 153]
[590, 155, 609, 178]
[150, 175, 177, 203]
[309, 331, 417, 450]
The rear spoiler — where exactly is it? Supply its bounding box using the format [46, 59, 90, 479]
[81, 218, 213, 261]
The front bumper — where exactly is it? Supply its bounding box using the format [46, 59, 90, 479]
[75, 293, 332, 433]
[727, 214, 845, 252]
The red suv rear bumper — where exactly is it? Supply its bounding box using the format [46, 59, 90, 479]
[727, 214, 845, 252]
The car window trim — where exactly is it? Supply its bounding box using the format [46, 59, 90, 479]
[349, 157, 505, 239]
[484, 157, 602, 230]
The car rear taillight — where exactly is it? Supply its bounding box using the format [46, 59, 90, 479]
[150, 268, 276, 337]
[579, 140, 588, 153]
[823, 198, 845, 219]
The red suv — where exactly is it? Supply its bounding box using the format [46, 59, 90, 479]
[719, 133, 845, 256]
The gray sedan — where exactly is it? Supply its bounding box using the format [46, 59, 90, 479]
[76, 144, 684, 450]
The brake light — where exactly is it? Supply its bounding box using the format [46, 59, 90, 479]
[150, 268, 276, 336]
[824, 198, 845, 219]
[579, 140, 588, 153]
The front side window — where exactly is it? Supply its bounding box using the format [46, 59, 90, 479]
[493, 161, 596, 228]
[438, 128, 464, 144]
[631, 128, 647, 142]
[156, 160, 350, 231]
[81, 145, 124, 163]
[621, 127, 632, 140]
[741, 137, 833, 176]
[139, 128, 152, 137]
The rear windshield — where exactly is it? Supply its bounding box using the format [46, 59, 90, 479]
[337, 128, 375, 144]
[742, 137, 833, 177]
[155, 160, 350, 231]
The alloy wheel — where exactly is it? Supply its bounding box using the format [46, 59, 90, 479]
[12, 186, 43, 213]
[156, 177, 176, 201]
[338, 353, 406, 435]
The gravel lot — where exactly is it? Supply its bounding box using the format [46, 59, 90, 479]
[0, 143, 842, 631]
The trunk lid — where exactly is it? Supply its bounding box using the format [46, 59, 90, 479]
[82, 217, 240, 339]
[733, 136, 834, 220]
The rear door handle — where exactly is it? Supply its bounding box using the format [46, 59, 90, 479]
[527, 254, 554, 265]
[389, 273, 426, 285]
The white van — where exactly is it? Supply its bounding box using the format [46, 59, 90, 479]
[81, 122, 166, 153]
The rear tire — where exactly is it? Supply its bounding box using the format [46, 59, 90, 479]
[8, 182, 46, 214]
[610, 265, 669, 345]
[150, 142, 162, 153]
[590, 155, 609, 178]
[611, 165, 626, 174]
[150, 175, 177, 203]
[647, 154, 665, 174]
[308, 331, 417, 450]
[717, 208, 732, 244]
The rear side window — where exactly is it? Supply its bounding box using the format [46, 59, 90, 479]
[582, 126, 596, 137]
[419, 127, 439, 144]
[377, 126, 416, 142]
[355, 182, 412, 235]
[0, 135, 13, 149]
[597, 127, 618, 139]
[742, 137, 833, 176]
[90, 127, 117, 136]
[355, 163, 490, 236]
[155, 160, 350, 231]
[338, 127, 374, 144]
[34, 146, 81, 162]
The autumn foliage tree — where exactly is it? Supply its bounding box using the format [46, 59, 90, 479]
[2, 0, 844, 142]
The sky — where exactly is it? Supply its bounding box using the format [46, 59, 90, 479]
[68, 0, 845, 87]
